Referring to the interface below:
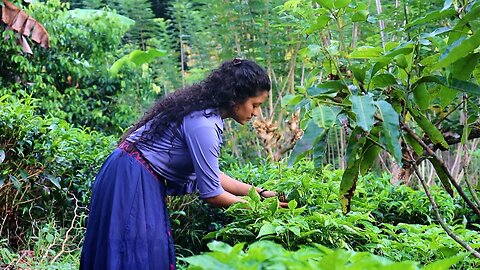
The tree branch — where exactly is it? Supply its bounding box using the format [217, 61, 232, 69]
[410, 161, 480, 258]
[401, 121, 480, 217]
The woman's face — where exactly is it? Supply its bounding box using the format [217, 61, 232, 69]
[232, 90, 269, 125]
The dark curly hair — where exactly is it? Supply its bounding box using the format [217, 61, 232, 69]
[120, 59, 271, 143]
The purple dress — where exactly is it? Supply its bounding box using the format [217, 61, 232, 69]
[80, 109, 224, 270]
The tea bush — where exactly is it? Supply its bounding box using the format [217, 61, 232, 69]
[181, 240, 467, 270]
[0, 94, 115, 249]
[206, 160, 480, 268]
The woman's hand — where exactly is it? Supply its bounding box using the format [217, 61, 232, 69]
[258, 189, 289, 208]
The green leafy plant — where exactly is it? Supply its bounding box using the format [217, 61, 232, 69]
[181, 240, 467, 270]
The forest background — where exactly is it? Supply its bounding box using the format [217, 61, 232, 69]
[1, 0, 480, 269]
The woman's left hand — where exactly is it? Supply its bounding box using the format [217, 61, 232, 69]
[259, 190, 289, 208]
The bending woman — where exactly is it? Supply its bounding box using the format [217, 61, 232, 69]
[80, 59, 283, 270]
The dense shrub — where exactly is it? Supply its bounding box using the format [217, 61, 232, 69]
[206, 160, 480, 268]
[0, 0, 159, 134]
[0, 94, 115, 249]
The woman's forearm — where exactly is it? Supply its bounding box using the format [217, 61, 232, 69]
[220, 172, 261, 196]
[204, 191, 246, 207]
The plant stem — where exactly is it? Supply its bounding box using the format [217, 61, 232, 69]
[401, 121, 480, 217]
[411, 162, 480, 258]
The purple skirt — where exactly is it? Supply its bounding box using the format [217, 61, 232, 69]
[80, 144, 176, 270]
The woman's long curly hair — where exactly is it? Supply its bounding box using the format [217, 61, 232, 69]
[120, 59, 271, 143]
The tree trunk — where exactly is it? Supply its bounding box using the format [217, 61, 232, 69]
[375, 0, 386, 48]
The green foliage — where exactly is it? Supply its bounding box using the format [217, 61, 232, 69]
[181, 240, 467, 270]
[0, 0, 158, 134]
[0, 94, 115, 248]
[0, 222, 80, 269]
[284, 0, 480, 214]
[208, 161, 480, 268]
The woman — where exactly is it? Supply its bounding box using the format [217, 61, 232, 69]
[80, 59, 284, 270]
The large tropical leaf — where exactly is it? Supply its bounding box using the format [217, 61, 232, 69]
[434, 30, 480, 70]
[288, 120, 327, 166]
[311, 105, 342, 128]
[405, 8, 457, 29]
[313, 132, 329, 168]
[376, 100, 402, 164]
[359, 140, 382, 176]
[307, 80, 346, 97]
[339, 127, 365, 214]
[110, 49, 167, 76]
[349, 94, 376, 132]
[411, 75, 480, 96]
[408, 107, 449, 150]
[428, 157, 454, 197]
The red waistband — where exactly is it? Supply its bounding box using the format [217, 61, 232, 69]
[118, 141, 161, 179]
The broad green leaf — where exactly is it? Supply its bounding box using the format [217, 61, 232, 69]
[352, 10, 369, 22]
[412, 75, 480, 96]
[339, 159, 360, 214]
[450, 78, 480, 96]
[306, 15, 330, 33]
[307, 80, 347, 97]
[408, 107, 449, 150]
[257, 223, 276, 238]
[129, 49, 166, 66]
[412, 83, 430, 110]
[315, 0, 334, 9]
[376, 101, 402, 165]
[344, 127, 365, 169]
[372, 73, 397, 88]
[405, 9, 457, 29]
[393, 54, 408, 68]
[349, 46, 383, 59]
[311, 105, 342, 128]
[288, 200, 298, 210]
[224, 228, 256, 237]
[313, 133, 329, 168]
[281, 94, 304, 107]
[384, 46, 414, 58]
[359, 141, 381, 176]
[449, 4, 480, 42]
[435, 31, 480, 70]
[268, 198, 279, 215]
[365, 59, 391, 86]
[428, 157, 454, 197]
[207, 241, 234, 253]
[334, 0, 350, 9]
[438, 86, 458, 108]
[420, 27, 452, 39]
[248, 186, 261, 203]
[288, 226, 301, 237]
[451, 53, 480, 81]
[110, 49, 166, 76]
[350, 64, 366, 83]
[404, 133, 423, 155]
[423, 253, 468, 270]
[349, 94, 376, 132]
[229, 242, 246, 256]
[181, 255, 233, 269]
[288, 120, 325, 166]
